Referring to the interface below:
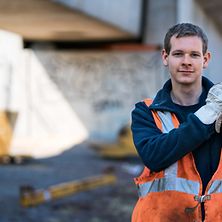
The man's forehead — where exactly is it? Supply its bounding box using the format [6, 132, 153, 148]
[170, 35, 203, 51]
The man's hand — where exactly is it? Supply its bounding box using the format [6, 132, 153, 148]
[195, 82, 222, 133]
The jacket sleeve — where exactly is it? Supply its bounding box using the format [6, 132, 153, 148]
[131, 101, 215, 172]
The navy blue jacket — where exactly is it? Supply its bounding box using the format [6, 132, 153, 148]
[131, 76, 222, 193]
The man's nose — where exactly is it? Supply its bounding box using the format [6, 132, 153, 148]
[182, 54, 192, 65]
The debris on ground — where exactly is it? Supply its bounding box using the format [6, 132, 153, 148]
[90, 124, 138, 159]
[0, 142, 140, 222]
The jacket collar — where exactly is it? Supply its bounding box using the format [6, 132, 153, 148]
[149, 76, 214, 112]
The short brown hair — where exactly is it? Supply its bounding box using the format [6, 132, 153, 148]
[164, 23, 208, 54]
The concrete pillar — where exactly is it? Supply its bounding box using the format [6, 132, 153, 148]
[177, 0, 222, 82]
[143, 0, 177, 45]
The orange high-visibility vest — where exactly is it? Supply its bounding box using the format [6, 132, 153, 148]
[132, 99, 222, 222]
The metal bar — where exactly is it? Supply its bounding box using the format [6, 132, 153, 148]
[20, 174, 116, 207]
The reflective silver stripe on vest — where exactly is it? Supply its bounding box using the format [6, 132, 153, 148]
[138, 177, 200, 197]
[137, 110, 200, 197]
[157, 111, 175, 134]
[157, 111, 178, 178]
[208, 180, 222, 194]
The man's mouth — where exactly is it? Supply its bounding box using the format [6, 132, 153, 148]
[178, 70, 194, 73]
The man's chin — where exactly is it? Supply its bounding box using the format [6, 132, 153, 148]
[177, 78, 196, 85]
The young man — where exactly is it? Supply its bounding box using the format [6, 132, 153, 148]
[131, 23, 222, 222]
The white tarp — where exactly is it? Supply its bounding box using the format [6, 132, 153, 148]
[0, 30, 88, 158]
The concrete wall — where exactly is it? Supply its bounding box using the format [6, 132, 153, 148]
[34, 49, 167, 142]
[0, 29, 168, 147]
[52, 0, 142, 35]
[177, 0, 222, 83]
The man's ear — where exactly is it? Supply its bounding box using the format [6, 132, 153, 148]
[162, 49, 168, 66]
[203, 51, 211, 69]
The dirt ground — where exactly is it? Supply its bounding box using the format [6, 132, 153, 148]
[0, 142, 143, 222]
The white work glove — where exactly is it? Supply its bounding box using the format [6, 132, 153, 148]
[195, 82, 222, 133]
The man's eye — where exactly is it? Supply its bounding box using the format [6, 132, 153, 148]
[173, 52, 183, 57]
[191, 53, 200, 58]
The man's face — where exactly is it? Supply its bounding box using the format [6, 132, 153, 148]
[162, 35, 211, 86]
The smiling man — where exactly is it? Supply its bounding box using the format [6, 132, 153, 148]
[131, 23, 222, 222]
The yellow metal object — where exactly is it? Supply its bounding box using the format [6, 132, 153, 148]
[20, 174, 116, 207]
[91, 124, 138, 159]
[0, 111, 18, 163]
[0, 111, 13, 156]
